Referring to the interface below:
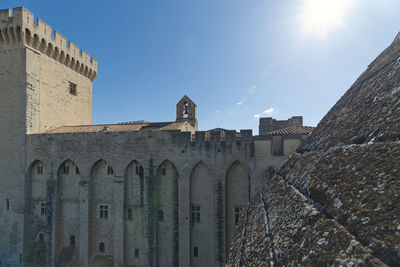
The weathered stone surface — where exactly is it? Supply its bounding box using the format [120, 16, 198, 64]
[228, 33, 400, 266]
[298, 34, 400, 152]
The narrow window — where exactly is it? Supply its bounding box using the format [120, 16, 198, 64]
[37, 164, 43, 175]
[162, 168, 166, 175]
[99, 242, 105, 253]
[99, 205, 109, 218]
[158, 209, 164, 221]
[6, 199, 9, 210]
[135, 249, 139, 258]
[193, 247, 198, 257]
[107, 166, 113, 175]
[69, 82, 77, 96]
[40, 202, 47, 216]
[127, 208, 133, 220]
[235, 207, 241, 225]
[63, 165, 69, 175]
[183, 102, 189, 118]
[191, 206, 200, 224]
[135, 166, 139, 175]
[70, 235, 76, 247]
[75, 166, 80, 175]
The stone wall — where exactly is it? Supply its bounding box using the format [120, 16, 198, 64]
[0, 42, 26, 266]
[25, 129, 291, 267]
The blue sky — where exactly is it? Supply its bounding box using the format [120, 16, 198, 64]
[2, 0, 400, 133]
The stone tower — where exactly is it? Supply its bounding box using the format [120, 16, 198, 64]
[176, 95, 198, 130]
[0, 7, 97, 265]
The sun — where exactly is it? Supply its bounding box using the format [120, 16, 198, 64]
[299, 0, 354, 37]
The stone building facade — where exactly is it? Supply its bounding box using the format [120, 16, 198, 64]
[0, 7, 312, 267]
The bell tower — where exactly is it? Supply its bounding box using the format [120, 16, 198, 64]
[176, 95, 198, 130]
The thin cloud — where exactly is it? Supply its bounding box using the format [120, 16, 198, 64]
[253, 107, 275, 118]
[236, 102, 243, 105]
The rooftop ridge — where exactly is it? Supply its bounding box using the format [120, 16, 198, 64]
[0, 7, 97, 81]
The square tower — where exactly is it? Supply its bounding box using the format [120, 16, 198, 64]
[0, 7, 97, 265]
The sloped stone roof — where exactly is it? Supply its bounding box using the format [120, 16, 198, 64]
[45, 121, 190, 133]
[228, 33, 400, 266]
[268, 126, 314, 136]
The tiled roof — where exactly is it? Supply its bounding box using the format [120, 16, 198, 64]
[268, 126, 314, 136]
[45, 121, 191, 134]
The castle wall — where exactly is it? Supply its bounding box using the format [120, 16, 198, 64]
[25, 129, 288, 267]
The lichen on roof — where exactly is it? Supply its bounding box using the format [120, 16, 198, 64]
[228, 32, 400, 266]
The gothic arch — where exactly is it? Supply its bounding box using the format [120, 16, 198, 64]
[24, 160, 50, 265]
[89, 159, 115, 262]
[123, 160, 145, 266]
[55, 159, 81, 264]
[189, 161, 217, 266]
[124, 160, 144, 206]
[225, 160, 249, 257]
[155, 160, 179, 267]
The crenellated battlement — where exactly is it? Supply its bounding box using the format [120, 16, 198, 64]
[0, 7, 97, 81]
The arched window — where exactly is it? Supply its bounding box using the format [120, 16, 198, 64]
[158, 209, 164, 221]
[183, 102, 189, 118]
[70, 235, 76, 247]
[193, 246, 199, 257]
[99, 242, 105, 253]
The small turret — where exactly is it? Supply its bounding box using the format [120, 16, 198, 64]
[176, 95, 198, 130]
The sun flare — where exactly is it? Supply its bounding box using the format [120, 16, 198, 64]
[299, 0, 354, 37]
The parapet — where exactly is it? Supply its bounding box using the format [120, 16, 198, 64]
[0, 7, 97, 81]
